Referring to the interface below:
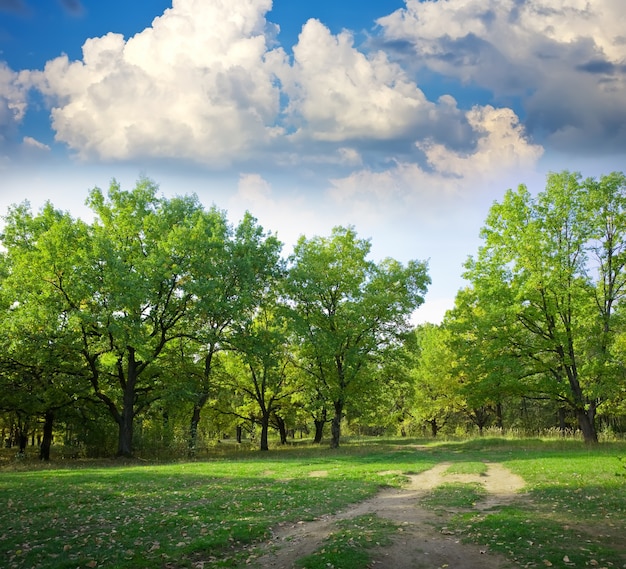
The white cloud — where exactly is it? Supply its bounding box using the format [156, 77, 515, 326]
[328, 104, 543, 216]
[29, 0, 283, 163]
[378, 0, 626, 152]
[22, 136, 50, 151]
[276, 18, 433, 143]
[0, 62, 28, 142]
[237, 172, 273, 205]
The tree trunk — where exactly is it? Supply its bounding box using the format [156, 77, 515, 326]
[275, 414, 288, 445]
[576, 406, 598, 444]
[117, 350, 138, 457]
[39, 410, 54, 461]
[495, 402, 504, 432]
[330, 401, 343, 449]
[188, 395, 208, 456]
[188, 351, 214, 455]
[429, 418, 438, 438]
[236, 425, 243, 443]
[564, 364, 598, 444]
[260, 412, 270, 451]
[313, 408, 326, 444]
[18, 430, 27, 453]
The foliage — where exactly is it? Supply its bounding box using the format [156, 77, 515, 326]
[458, 171, 626, 443]
[284, 226, 429, 448]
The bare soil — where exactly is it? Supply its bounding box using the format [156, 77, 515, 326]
[242, 462, 526, 569]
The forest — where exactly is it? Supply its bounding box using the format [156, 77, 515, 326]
[1, 170, 625, 460]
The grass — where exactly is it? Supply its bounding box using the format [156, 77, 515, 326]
[1, 437, 625, 569]
[297, 514, 397, 569]
[422, 482, 487, 509]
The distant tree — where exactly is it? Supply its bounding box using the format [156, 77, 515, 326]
[226, 298, 299, 451]
[411, 323, 464, 437]
[284, 226, 429, 448]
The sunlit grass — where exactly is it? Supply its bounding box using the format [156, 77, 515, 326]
[1, 438, 625, 569]
[422, 482, 487, 510]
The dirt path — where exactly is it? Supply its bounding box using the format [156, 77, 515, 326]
[243, 462, 526, 569]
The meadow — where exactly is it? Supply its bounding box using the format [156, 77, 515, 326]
[1, 437, 625, 569]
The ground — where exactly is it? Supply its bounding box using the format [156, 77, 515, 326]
[239, 461, 526, 569]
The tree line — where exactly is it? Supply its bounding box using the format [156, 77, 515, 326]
[0, 178, 429, 458]
[1, 171, 625, 459]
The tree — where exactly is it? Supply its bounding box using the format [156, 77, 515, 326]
[1, 179, 224, 456]
[183, 211, 282, 454]
[463, 171, 626, 443]
[284, 226, 429, 448]
[0, 203, 92, 459]
[226, 299, 298, 451]
[411, 324, 464, 437]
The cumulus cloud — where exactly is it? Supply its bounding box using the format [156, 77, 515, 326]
[30, 0, 283, 164]
[0, 62, 28, 147]
[275, 18, 433, 142]
[377, 0, 626, 153]
[328, 105, 543, 216]
[24, 0, 549, 177]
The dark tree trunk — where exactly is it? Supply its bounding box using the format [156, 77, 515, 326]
[188, 395, 208, 456]
[275, 414, 288, 445]
[18, 431, 27, 453]
[564, 365, 598, 444]
[429, 418, 438, 438]
[260, 412, 270, 451]
[330, 401, 343, 449]
[39, 410, 54, 461]
[495, 402, 504, 432]
[576, 406, 598, 444]
[188, 351, 215, 455]
[236, 425, 243, 443]
[117, 350, 139, 457]
[313, 408, 327, 444]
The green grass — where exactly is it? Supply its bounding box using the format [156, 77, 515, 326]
[422, 482, 487, 509]
[297, 514, 397, 569]
[1, 438, 625, 569]
[0, 444, 434, 569]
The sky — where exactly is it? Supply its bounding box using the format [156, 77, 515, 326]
[0, 0, 624, 324]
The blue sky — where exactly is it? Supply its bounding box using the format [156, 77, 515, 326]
[1, 0, 624, 323]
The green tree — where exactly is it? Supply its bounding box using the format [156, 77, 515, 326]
[284, 226, 429, 448]
[0, 203, 91, 459]
[463, 171, 626, 443]
[183, 211, 282, 454]
[411, 323, 463, 437]
[226, 298, 298, 451]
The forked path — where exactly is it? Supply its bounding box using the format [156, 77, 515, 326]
[244, 462, 526, 569]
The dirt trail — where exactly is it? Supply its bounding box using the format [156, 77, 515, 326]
[243, 462, 526, 569]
